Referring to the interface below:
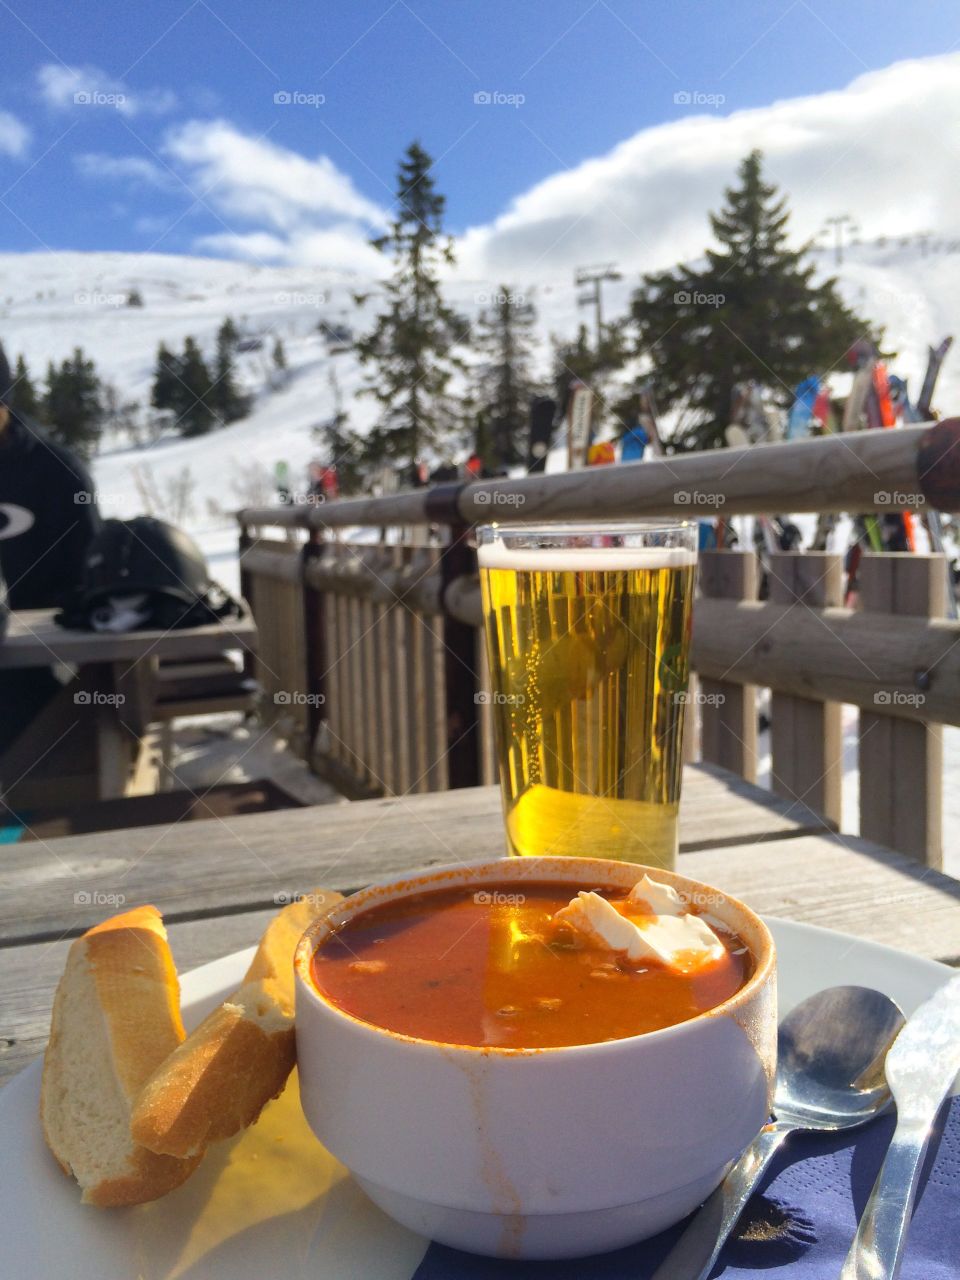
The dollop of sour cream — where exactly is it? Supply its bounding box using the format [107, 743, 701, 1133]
[553, 876, 725, 974]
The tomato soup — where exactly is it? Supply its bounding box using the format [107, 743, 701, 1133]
[310, 882, 751, 1049]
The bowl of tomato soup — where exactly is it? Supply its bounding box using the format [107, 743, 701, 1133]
[294, 857, 775, 1259]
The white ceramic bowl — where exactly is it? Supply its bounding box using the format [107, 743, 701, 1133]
[294, 857, 776, 1260]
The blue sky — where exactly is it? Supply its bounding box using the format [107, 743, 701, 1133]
[1, 0, 957, 266]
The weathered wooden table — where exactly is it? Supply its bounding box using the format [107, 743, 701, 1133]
[0, 607, 257, 805]
[2, 762, 959, 1087]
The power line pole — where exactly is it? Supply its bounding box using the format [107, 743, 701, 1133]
[575, 263, 622, 348]
[822, 214, 859, 266]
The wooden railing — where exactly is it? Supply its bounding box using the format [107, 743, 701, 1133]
[238, 419, 960, 869]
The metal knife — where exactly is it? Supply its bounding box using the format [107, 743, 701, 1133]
[840, 970, 960, 1280]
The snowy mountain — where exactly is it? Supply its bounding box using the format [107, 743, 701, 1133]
[1, 241, 958, 565]
[3, 245, 959, 871]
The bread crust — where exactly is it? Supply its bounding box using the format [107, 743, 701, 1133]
[130, 980, 296, 1158]
[131, 890, 341, 1160]
[40, 905, 200, 1207]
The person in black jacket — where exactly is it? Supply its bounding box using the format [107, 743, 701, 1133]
[0, 342, 102, 757]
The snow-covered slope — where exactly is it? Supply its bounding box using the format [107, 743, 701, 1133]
[3, 246, 960, 873]
[1, 242, 957, 548]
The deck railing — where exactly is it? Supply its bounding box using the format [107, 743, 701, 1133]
[238, 419, 960, 869]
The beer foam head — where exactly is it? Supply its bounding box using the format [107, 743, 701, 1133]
[477, 542, 697, 572]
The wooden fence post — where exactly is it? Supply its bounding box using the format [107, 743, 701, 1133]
[858, 553, 946, 866]
[698, 551, 758, 782]
[302, 534, 326, 759]
[767, 552, 843, 826]
[437, 522, 481, 789]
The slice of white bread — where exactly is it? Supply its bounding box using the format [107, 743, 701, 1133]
[131, 889, 342, 1160]
[40, 906, 200, 1206]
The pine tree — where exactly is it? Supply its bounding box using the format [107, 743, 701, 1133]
[472, 287, 540, 470]
[43, 348, 103, 458]
[176, 337, 215, 437]
[313, 368, 364, 495]
[126, 288, 144, 307]
[7, 354, 40, 419]
[356, 141, 467, 469]
[552, 321, 629, 437]
[151, 342, 182, 416]
[272, 337, 287, 371]
[209, 320, 250, 425]
[630, 150, 879, 450]
[218, 316, 239, 349]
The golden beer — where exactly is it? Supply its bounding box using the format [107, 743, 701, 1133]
[478, 527, 696, 868]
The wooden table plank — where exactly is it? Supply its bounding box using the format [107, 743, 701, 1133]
[0, 766, 825, 945]
[3, 827, 959, 1088]
[0, 608, 258, 670]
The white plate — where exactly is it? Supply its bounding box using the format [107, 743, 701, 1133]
[0, 919, 951, 1280]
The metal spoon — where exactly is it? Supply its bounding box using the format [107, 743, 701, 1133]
[651, 985, 905, 1280]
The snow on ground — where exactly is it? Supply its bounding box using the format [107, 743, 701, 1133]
[3, 247, 959, 873]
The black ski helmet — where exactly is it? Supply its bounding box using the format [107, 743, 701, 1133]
[57, 516, 240, 631]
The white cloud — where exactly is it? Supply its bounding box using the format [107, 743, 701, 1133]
[165, 120, 385, 229]
[36, 63, 177, 117]
[164, 119, 387, 272]
[0, 110, 29, 157]
[456, 53, 960, 283]
[74, 153, 174, 188]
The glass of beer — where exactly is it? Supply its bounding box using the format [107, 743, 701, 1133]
[477, 521, 697, 869]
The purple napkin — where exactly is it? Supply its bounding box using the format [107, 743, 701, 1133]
[412, 1096, 959, 1279]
